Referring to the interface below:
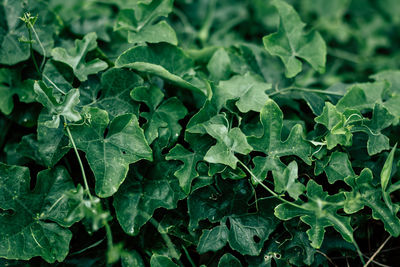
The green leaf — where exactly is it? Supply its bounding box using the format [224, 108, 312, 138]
[227, 199, 279, 256]
[197, 224, 229, 254]
[324, 152, 355, 184]
[216, 72, 271, 113]
[207, 48, 232, 82]
[114, 159, 185, 235]
[274, 180, 354, 248]
[115, 0, 173, 32]
[166, 144, 204, 194]
[150, 255, 178, 267]
[121, 250, 145, 267]
[95, 68, 143, 119]
[17, 111, 70, 167]
[336, 81, 388, 112]
[218, 253, 242, 267]
[381, 144, 397, 192]
[132, 85, 187, 146]
[187, 178, 253, 230]
[248, 99, 312, 165]
[0, 164, 79, 263]
[344, 169, 400, 237]
[195, 114, 253, 169]
[314, 102, 353, 149]
[359, 104, 396, 155]
[128, 21, 177, 45]
[263, 0, 326, 77]
[51, 32, 108, 82]
[34, 81, 81, 128]
[115, 43, 206, 95]
[273, 161, 305, 200]
[0, 68, 35, 115]
[68, 107, 153, 197]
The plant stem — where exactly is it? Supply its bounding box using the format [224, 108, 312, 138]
[65, 122, 93, 201]
[27, 26, 41, 75]
[182, 245, 196, 267]
[28, 20, 46, 71]
[104, 220, 113, 250]
[237, 160, 303, 209]
[149, 217, 180, 260]
[364, 235, 391, 267]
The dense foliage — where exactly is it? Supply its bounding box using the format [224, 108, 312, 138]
[1, 0, 400, 266]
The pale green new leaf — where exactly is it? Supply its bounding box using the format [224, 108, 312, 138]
[0, 164, 79, 263]
[216, 72, 271, 113]
[197, 114, 253, 169]
[34, 81, 81, 128]
[68, 107, 153, 197]
[51, 32, 108, 82]
[263, 0, 326, 77]
[273, 161, 305, 200]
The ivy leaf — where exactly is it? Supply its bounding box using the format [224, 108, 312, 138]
[324, 152, 355, 184]
[207, 48, 232, 82]
[197, 224, 229, 254]
[336, 81, 388, 112]
[96, 68, 143, 119]
[165, 144, 204, 194]
[251, 155, 286, 184]
[263, 0, 326, 78]
[113, 159, 185, 235]
[187, 178, 253, 230]
[344, 169, 400, 237]
[0, 164, 79, 263]
[131, 85, 187, 146]
[17, 111, 70, 167]
[216, 72, 271, 113]
[274, 180, 354, 248]
[194, 114, 253, 169]
[68, 107, 153, 197]
[218, 253, 242, 267]
[353, 103, 396, 155]
[128, 21, 177, 45]
[51, 32, 108, 82]
[0, 68, 35, 115]
[150, 255, 178, 267]
[115, 43, 206, 95]
[34, 81, 81, 128]
[273, 161, 305, 200]
[381, 145, 397, 192]
[115, 0, 173, 32]
[248, 99, 312, 165]
[227, 199, 279, 256]
[314, 102, 353, 149]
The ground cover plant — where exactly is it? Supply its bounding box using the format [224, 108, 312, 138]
[0, 0, 400, 266]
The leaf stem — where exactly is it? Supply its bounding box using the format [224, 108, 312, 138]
[64, 122, 93, 201]
[182, 245, 196, 267]
[268, 86, 345, 97]
[149, 217, 180, 260]
[237, 160, 303, 209]
[364, 235, 391, 267]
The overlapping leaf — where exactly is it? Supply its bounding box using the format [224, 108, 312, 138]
[0, 164, 80, 263]
[263, 0, 326, 77]
[68, 107, 153, 197]
[51, 32, 108, 82]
